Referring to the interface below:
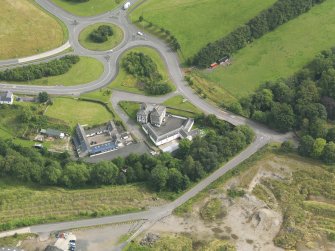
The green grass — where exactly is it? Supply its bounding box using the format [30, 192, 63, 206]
[163, 95, 202, 114]
[119, 101, 140, 121]
[80, 88, 112, 103]
[0, 179, 164, 231]
[79, 22, 124, 51]
[130, 0, 277, 60]
[45, 98, 112, 127]
[0, 233, 37, 247]
[9, 56, 104, 86]
[0, 0, 66, 59]
[109, 46, 175, 94]
[51, 0, 121, 16]
[201, 0, 335, 98]
[200, 198, 225, 221]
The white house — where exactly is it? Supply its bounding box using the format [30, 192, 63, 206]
[0, 91, 14, 105]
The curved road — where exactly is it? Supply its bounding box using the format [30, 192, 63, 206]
[0, 0, 294, 248]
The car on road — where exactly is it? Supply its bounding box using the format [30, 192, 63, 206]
[137, 31, 144, 36]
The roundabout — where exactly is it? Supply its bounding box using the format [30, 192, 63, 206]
[78, 22, 124, 51]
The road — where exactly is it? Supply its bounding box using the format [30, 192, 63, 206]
[0, 0, 294, 248]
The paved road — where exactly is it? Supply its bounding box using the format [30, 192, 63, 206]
[0, 0, 295, 247]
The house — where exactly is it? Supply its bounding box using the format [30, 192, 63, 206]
[0, 91, 14, 105]
[137, 103, 199, 148]
[73, 121, 119, 157]
[142, 115, 196, 146]
[40, 128, 65, 139]
[137, 103, 166, 127]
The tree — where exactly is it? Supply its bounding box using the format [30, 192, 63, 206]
[322, 141, 335, 163]
[280, 140, 295, 153]
[62, 163, 90, 188]
[269, 103, 295, 132]
[138, 16, 144, 22]
[90, 161, 119, 185]
[150, 165, 168, 191]
[166, 168, 183, 192]
[298, 135, 315, 157]
[311, 138, 326, 159]
[38, 92, 49, 103]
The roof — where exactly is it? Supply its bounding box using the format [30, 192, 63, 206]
[90, 141, 118, 155]
[143, 116, 194, 143]
[151, 105, 166, 117]
[41, 128, 63, 137]
[0, 91, 13, 102]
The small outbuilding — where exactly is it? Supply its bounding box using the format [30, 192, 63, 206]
[40, 128, 65, 139]
[0, 91, 14, 105]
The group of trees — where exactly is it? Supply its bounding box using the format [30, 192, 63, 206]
[90, 25, 113, 43]
[192, 0, 325, 68]
[0, 55, 80, 82]
[238, 47, 335, 163]
[122, 52, 172, 95]
[0, 114, 254, 192]
[138, 17, 181, 52]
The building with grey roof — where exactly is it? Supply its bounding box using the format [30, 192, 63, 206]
[137, 103, 166, 127]
[0, 91, 13, 105]
[73, 121, 119, 157]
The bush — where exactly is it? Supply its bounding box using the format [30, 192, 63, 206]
[90, 25, 113, 43]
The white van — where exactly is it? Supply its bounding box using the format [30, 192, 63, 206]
[123, 2, 131, 10]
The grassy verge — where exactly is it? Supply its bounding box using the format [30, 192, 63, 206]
[163, 95, 202, 115]
[79, 23, 124, 51]
[130, 0, 276, 61]
[200, 0, 335, 99]
[45, 97, 113, 127]
[0, 0, 66, 59]
[8, 56, 104, 86]
[51, 0, 121, 16]
[0, 233, 37, 247]
[109, 46, 175, 94]
[0, 179, 164, 231]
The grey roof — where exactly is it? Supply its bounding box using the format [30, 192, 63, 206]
[151, 105, 166, 117]
[143, 116, 194, 143]
[0, 91, 13, 102]
[41, 128, 63, 137]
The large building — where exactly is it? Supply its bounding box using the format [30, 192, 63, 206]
[137, 103, 198, 147]
[73, 121, 119, 157]
[0, 91, 13, 105]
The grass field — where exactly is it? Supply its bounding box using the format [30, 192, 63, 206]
[51, 0, 121, 16]
[79, 23, 124, 51]
[163, 95, 202, 115]
[0, 0, 66, 59]
[130, 0, 276, 60]
[0, 179, 164, 231]
[109, 46, 175, 94]
[10, 57, 104, 86]
[200, 0, 335, 98]
[45, 98, 112, 127]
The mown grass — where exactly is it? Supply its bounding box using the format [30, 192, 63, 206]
[163, 95, 202, 115]
[9, 56, 104, 86]
[130, 0, 276, 61]
[45, 97, 112, 127]
[201, 0, 335, 98]
[119, 101, 140, 121]
[109, 46, 175, 94]
[0, 179, 164, 231]
[79, 23, 124, 51]
[51, 0, 121, 16]
[0, 0, 66, 59]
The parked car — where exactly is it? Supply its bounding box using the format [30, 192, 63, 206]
[137, 31, 144, 36]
